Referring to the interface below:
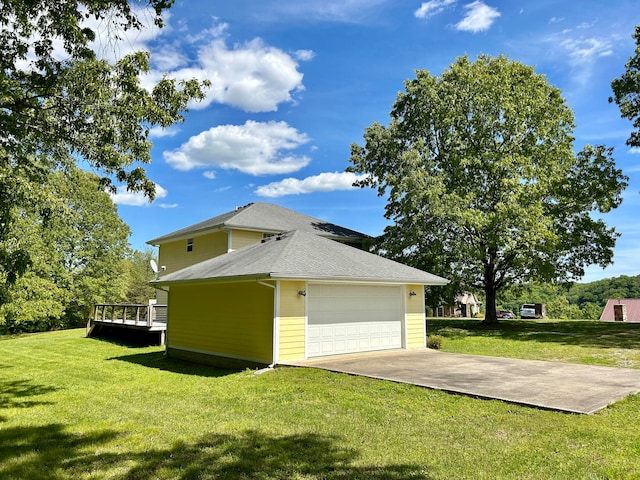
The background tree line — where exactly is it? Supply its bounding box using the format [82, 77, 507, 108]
[0, 166, 156, 333]
[474, 275, 640, 321]
[424, 274, 640, 321]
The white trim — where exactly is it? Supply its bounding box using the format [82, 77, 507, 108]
[226, 228, 234, 252]
[273, 281, 281, 364]
[304, 280, 309, 359]
[402, 285, 408, 349]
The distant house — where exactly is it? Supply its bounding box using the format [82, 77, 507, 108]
[435, 292, 482, 318]
[600, 299, 640, 322]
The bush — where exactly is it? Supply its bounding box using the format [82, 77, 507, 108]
[427, 335, 444, 349]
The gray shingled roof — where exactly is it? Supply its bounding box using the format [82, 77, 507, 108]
[147, 202, 369, 245]
[153, 230, 449, 286]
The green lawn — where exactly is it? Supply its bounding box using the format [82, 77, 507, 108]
[427, 318, 640, 369]
[1, 325, 639, 479]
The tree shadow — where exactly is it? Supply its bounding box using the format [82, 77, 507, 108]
[119, 430, 433, 480]
[1, 425, 432, 479]
[0, 378, 58, 421]
[428, 319, 640, 350]
[108, 351, 243, 378]
[0, 423, 121, 479]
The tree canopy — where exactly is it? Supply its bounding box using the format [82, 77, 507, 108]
[0, 0, 207, 300]
[0, 167, 134, 332]
[349, 55, 628, 323]
[610, 25, 640, 148]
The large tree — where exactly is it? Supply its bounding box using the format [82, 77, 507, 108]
[0, 167, 132, 332]
[0, 0, 207, 300]
[610, 26, 640, 148]
[349, 55, 628, 323]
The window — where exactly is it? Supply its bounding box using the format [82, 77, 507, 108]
[262, 233, 276, 239]
[186, 238, 193, 252]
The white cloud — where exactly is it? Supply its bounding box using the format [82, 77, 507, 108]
[109, 184, 168, 206]
[414, 0, 456, 20]
[86, 14, 307, 114]
[560, 37, 614, 63]
[254, 171, 371, 197]
[85, 6, 166, 63]
[163, 120, 311, 175]
[148, 126, 180, 138]
[630, 147, 640, 155]
[158, 203, 178, 209]
[203, 171, 217, 179]
[256, 0, 390, 23]
[294, 49, 316, 61]
[145, 36, 306, 113]
[455, 1, 500, 32]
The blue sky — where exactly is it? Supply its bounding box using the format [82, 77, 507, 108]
[103, 0, 638, 283]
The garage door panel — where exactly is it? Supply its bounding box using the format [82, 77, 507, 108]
[307, 284, 403, 357]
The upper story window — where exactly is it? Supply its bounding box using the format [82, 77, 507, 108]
[186, 238, 194, 252]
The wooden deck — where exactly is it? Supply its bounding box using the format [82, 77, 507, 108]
[87, 303, 167, 345]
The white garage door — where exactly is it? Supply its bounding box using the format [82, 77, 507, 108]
[307, 284, 403, 357]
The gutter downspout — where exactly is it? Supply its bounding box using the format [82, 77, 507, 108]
[256, 279, 277, 371]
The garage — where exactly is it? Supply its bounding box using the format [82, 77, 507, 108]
[154, 229, 448, 367]
[307, 284, 403, 357]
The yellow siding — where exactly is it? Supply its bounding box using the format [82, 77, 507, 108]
[231, 229, 264, 250]
[167, 282, 274, 363]
[277, 281, 306, 361]
[406, 285, 426, 348]
[158, 230, 228, 275]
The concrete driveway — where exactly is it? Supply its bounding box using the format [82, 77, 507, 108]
[280, 349, 640, 414]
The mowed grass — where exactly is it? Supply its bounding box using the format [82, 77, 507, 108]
[0, 326, 639, 479]
[428, 318, 640, 369]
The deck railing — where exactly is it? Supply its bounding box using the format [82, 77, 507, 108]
[92, 303, 167, 328]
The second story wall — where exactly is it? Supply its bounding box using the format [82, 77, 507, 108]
[158, 230, 228, 276]
[230, 229, 264, 250]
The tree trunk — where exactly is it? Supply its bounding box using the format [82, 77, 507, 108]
[483, 262, 499, 324]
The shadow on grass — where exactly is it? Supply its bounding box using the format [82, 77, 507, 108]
[0, 424, 121, 478]
[109, 351, 242, 378]
[120, 430, 432, 480]
[88, 325, 163, 348]
[428, 318, 640, 350]
[0, 425, 432, 479]
[0, 378, 58, 421]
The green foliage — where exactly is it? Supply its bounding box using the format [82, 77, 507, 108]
[567, 275, 640, 307]
[0, 0, 208, 295]
[610, 25, 640, 148]
[349, 55, 628, 323]
[0, 168, 132, 332]
[498, 279, 630, 320]
[426, 334, 444, 349]
[123, 248, 158, 304]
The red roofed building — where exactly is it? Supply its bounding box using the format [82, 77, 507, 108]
[600, 299, 640, 322]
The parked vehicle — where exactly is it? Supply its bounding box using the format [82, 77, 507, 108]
[497, 310, 515, 319]
[520, 304, 537, 319]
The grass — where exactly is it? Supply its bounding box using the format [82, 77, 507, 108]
[0, 325, 639, 479]
[427, 318, 640, 368]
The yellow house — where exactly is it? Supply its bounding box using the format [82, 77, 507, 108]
[146, 202, 369, 304]
[152, 230, 449, 368]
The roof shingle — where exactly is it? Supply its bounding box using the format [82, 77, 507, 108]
[153, 229, 448, 286]
[147, 202, 369, 245]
